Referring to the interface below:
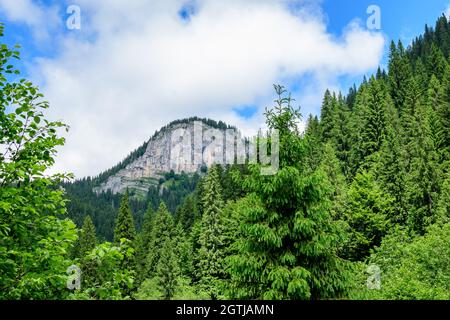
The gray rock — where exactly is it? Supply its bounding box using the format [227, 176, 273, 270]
[93, 120, 247, 195]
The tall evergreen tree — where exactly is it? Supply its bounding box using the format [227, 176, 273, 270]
[135, 206, 155, 284]
[114, 190, 136, 243]
[228, 85, 349, 300]
[304, 114, 323, 171]
[377, 120, 408, 224]
[402, 78, 442, 234]
[320, 89, 336, 142]
[427, 75, 448, 155]
[156, 239, 180, 300]
[343, 171, 393, 261]
[330, 94, 352, 178]
[175, 194, 198, 233]
[196, 165, 226, 299]
[350, 78, 394, 175]
[319, 143, 347, 219]
[145, 202, 175, 277]
[388, 40, 413, 112]
[78, 215, 97, 258]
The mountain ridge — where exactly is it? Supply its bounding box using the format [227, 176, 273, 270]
[92, 117, 244, 196]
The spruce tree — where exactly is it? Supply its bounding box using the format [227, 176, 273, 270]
[330, 94, 352, 178]
[343, 171, 393, 261]
[175, 194, 197, 232]
[388, 40, 413, 112]
[349, 77, 396, 176]
[145, 202, 175, 276]
[156, 239, 180, 300]
[174, 222, 194, 277]
[402, 78, 442, 234]
[304, 114, 323, 171]
[135, 206, 155, 284]
[319, 143, 347, 219]
[228, 85, 349, 300]
[359, 78, 390, 162]
[427, 75, 448, 154]
[114, 190, 136, 243]
[377, 121, 408, 224]
[78, 215, 97, 258]
[196, 165, 225, 299]
[320, 89, 337, 142]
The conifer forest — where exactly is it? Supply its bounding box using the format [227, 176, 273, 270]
[0, 5, 449, 302]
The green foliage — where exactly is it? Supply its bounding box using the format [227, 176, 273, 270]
[114, 191, 136, 243]
[145, 202, 175, 277]
[135, 206, 154, 284]
[227, 85, 350, 300]
[2, 14, 450, 301]
[156, 239, 180, 300]
[196, 165, 226, 299]
[76, 216, 97, 259]
[350, 223, 450, 300]
[135, 277, 207, 300]
[343, 171, 393, 261]
[0, 24, 77, 299]
[73, 240, 135, 300]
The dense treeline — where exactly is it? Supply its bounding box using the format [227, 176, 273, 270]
[1, 15, 449, 300]
[63, 171, 201, 241]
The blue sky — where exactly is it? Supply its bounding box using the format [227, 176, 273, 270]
[321, 0, 450, 98]
[0, 0, 449, 177]
[2, 1, 449, 83]
[2, 0, 449, 101]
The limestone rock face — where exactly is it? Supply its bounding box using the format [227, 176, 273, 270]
[93, 120, 245, 195]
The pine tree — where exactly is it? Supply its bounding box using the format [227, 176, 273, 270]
[304, 114, 323, 171]
[156, 239, 180, 300]
[196, 165, 225, 299]
[78, 215, 97, 258]
[401, 77, 441, 234]
[174, 222, 194, 277]
[228, 85, 349, 300]
[330, 94, 352, 178]
[426, 44, 448, 82]
[350, 78, 393, 174]
[388, 40, 413, 112]
[145, 202, 175, 277]
[359, 78, 391, 162]
[343, 171, 393, 261]
[114, 190, 136, 243]
[320, 90, 337, 143]
[135, 206, 155, 284]
[175, 194, 197, 232]
[319, 144, 347, 219]
[377, 121, 408, 224]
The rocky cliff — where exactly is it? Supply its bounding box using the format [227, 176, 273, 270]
[93, 118, 246, 195]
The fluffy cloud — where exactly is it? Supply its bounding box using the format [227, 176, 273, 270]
[446, 4, 450, 19]
[0, 0, 60, 41]
[7, 0, 385, 178]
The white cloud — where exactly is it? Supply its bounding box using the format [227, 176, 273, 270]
[0, 0, 60, 41]
[445, 4, 450, 20]
[20, 0, 384, 178]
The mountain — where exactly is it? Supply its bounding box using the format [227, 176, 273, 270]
[92, 117, 242, 196]
[63, 117, 244, 240]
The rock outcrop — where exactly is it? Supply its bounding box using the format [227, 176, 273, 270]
[93, 119, 246, 195]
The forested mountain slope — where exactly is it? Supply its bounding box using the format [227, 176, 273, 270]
[1, 14, 448, 301]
